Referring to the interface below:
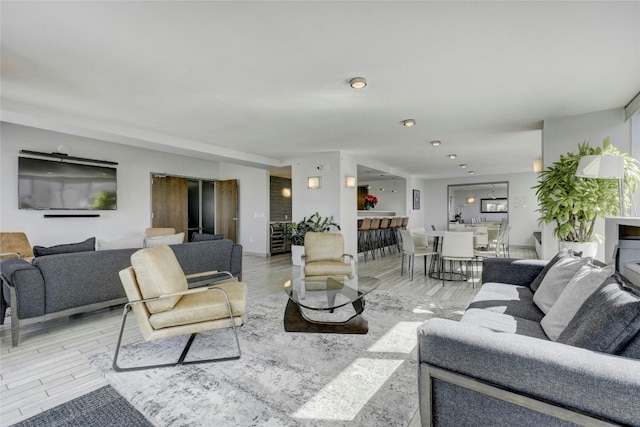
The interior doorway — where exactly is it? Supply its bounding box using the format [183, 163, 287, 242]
[151, 174, 238, 242]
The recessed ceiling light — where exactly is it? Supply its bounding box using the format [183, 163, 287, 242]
[430, 140, 441, 147]
[468, 170, 476, 175]
[350, 77, 367, 89]
[402, 119, 416, 127]
[448, 154, 457, 159]
[459, 164, 467, 168]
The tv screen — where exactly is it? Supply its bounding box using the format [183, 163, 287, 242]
[18, 157, 117, 210]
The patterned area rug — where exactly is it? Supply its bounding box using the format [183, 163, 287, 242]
[87, 290, 465, 426]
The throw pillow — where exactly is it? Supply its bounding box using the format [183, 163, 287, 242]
[96, 235, 145, 250]
[144, 232, 185, 248]
[557, 276, 640, 355]
[530, 248, 581, 292]
[532, 255, 590, 314]
[191, 233, 224, 242]
[33, 237, 96, 257]
[540, 263, 615, 340]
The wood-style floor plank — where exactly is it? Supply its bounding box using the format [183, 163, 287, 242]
[0, 246, 536, 425]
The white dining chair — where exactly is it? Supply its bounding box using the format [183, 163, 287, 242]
[440, 231, 475, 287]
[399, 230, 437, 281]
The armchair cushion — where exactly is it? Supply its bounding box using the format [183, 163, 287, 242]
[303, 232, 344, 262]
[144, 232, 185, 248]
[130, 245, 188, 313]
[149, 281, 247, 329]
[304, 260, 353, 277]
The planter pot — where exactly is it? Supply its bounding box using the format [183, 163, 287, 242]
[558, 240, 597, 258]
[291, 244, 304, 266]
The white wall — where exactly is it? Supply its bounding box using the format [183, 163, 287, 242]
[219, 162, 269, 256]
[541, 108, 632, 261]
[422, 172, 539, 247]
[1, 123, 223, 247]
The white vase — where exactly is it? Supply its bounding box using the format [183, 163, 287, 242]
[291, 244, 304, 266]
[558, 240, 597, 258]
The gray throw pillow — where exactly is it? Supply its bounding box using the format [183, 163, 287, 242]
[530, 248, 581, 292]
[540, 263, 614, 340]
[33, 237, 96, 257]
[533, 255, 590, 314]
[191, 233, 224, 242]
[557, 276, 640, 355]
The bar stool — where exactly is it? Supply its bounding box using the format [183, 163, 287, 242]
[387, 217, 399, 253]
[358, 217, 372, 262]
[368, 217, 381, 259]
[378, 217, 389, 256]
[401, 217, 409, 230]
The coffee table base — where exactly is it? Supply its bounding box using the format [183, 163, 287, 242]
[283, 299, 369, 334]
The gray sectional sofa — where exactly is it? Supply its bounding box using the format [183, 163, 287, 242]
[0, 239, 242, 346]
[418, 256, 640, 427]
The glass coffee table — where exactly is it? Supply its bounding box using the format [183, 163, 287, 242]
[283, 275, 380, 334]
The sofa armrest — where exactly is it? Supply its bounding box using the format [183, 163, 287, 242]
[231, 244, 242, 280]
[418, 318, 640, 425]
[0, 259, 46, 318]
[481, 258, 547, 287]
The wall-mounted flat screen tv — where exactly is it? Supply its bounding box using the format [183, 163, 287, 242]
[18, 157, 117, 210]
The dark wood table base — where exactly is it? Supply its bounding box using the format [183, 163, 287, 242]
[283, 298, 369, 334]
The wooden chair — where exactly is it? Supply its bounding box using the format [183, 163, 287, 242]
[113, 245, 247, 371]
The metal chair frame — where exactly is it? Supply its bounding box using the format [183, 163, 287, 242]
[113, 272, 242, 372]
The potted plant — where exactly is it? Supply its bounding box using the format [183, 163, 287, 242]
[534, 137, 640, 257]
[363, 194, 378, 210]
[287, 212, 341, 265]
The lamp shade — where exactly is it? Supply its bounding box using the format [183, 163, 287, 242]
[575, 155, 624, 179]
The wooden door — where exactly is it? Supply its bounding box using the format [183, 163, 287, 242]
[215, 179, 238, 242]
[151, 175, 188, 242]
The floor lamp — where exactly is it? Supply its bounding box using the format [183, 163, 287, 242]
[575, 154, 626, 216]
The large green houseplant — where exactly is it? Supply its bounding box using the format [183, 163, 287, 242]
[534, 138, 640, 254]
[287, 212, 340, 265]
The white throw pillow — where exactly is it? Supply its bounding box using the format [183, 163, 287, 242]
[144, 232, 185, 248]
[541, 263, 615, 341]
[533, 256, 590, 314]
[96, 235, 145, 251]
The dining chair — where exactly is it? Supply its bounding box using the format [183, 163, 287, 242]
[399, 230, 437, 281]
[473, 226, 488, 250]
[440, 231, 475, 287]
[408, 227, 428, 249]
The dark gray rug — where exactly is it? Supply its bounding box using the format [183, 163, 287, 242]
[87, 290, 465, 426]
[12, 385, 152, 427]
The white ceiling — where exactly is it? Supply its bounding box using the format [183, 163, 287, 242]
[2, 1, 639, 180]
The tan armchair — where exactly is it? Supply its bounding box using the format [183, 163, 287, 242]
[114, 245, 247, 371]
[0, 232, 34, 262]
[301, 232, 355, 279]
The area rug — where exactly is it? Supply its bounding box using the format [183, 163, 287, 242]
[87, 290, 465, 426]
[12, 385, 152, 427]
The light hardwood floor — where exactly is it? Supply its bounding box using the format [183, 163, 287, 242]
[0, 246, 536, 426]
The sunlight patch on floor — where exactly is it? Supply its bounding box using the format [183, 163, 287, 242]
[366, 321, 423, 354]
[291, 358, 403, 421]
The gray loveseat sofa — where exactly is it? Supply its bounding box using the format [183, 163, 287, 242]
[0, 239, 242, 346]
[418, 257, 640, 426]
